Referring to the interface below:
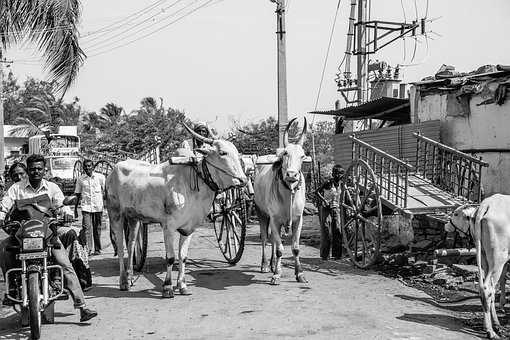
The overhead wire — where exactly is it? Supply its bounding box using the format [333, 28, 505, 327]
[313, 0, 342, 113]
[83, 0, 186, 50]
[87, 0, 221, 58]
[80, 0, 169, 40]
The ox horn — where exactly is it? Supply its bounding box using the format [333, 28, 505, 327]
[297, 117, 307, 146]
[283, 117, 298, 148]
[182, 122, 214, 145]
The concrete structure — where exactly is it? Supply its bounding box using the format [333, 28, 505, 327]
[410, 65, 510, 196]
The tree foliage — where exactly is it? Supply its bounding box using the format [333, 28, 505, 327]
[0, 0, 85, 93]
[82, 97, 190, 160]
[3, 73, 83, 134]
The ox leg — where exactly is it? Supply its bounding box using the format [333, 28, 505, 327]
[498, 262, 508, 312]
[126, 220, 140, 287]
[112, 216, 129, 291]
[259, 214, 270, 273]
[162, 227, 176, 298]
[175, 234, 193, 295]
[292, 216, 307, 283]
[489, 257, 507, 336]
[269, 222, 284, 286]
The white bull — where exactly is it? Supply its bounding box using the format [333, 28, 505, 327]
[254, 118, 308, 285]
[445, 194, 510, 339]
[106, 124, 247, 298]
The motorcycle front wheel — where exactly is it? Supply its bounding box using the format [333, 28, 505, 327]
[28, 272, 41, 339]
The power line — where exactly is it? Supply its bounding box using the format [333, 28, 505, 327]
[80, 0, 169, 40]
[86, 0, 202, 55]
[88, 0, 221, 58]
[82, 0, 187, 50]
[313, 0, 342, 112]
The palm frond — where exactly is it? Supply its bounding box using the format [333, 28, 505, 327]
[0, 0, 85, 94]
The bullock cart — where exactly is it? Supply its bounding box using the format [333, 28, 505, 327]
[73, 147, 160, 271]
[340, 132, 488, 268]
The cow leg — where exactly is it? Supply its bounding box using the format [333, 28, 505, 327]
[489, 257, 507, 336]
[259, 214, 270, 273]
[269, 221, 283, 286]
[498, 262, 508, 312]
[126, 220, 140, 287]
[176, 233, 193, 295]
[112, 215, 129, 291]
[162, 226, 176, 298]
[291, 216, 307, 283]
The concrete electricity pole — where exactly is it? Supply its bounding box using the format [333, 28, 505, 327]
[271, 0, 288, 148]
[0, 53, 4, 176]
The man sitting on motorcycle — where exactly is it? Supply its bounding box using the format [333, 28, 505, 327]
[0, 154, 97, 322]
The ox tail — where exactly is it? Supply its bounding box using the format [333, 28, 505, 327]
[475, 203, 490, 310]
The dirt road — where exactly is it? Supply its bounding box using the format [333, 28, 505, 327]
[0, 221, 481, 339]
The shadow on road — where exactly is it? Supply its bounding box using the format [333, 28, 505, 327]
[0, 313, 27, 340]
[396, 313, 483, 339]
[395, 294, 482, 313]
[281, 256, 375, 278]
[189, 268, 266, 290]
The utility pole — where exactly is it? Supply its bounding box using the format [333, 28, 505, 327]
[0, 52, 4, 177]
[271, 0, 288, 148]
[356, 0, 367, 105]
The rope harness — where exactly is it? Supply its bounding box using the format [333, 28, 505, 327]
[275, 163, 303, 235]
[188, 156, 243, 193]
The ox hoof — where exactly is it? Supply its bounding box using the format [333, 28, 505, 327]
[270, 276, 281, 286]
[119, 283, 130, 291]
[296, 273, 308, 283]
[179, 287, 192, 296]
[261, 265, 270, 273]
[162, 289, 174, 299]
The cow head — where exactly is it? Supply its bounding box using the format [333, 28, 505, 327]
[444, 204, 478, 234]
[276, 117, 308, 191]
[183, 123, 247, 189]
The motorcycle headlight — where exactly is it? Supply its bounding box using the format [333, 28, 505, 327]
[22, 238, 44, 251]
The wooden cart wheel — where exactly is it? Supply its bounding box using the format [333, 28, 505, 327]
[124, 222, 149, 272]
[212, 187, 247, 265]
[94, 160, 114, 178]
[73, 160, 83, 184]
[340, 159, 383, 269]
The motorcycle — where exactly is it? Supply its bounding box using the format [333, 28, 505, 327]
[2, 194, 68, 340]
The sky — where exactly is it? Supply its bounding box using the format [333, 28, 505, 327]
[4, 0, 510, 134]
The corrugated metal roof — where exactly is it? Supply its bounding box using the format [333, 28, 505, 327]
[310, 96, 410, 122]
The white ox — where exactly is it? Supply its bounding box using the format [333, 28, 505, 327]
[106, 124, 247, 298]
[254, 118, 308, 285]
[445, 194, 510, 339]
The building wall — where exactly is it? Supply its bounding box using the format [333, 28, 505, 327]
[410, 82, 510, 195]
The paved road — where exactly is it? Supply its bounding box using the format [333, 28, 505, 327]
[0, 221, 481, 340]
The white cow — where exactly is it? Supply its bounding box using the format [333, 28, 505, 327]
[254, 118, 308, 285]
[445, 194, 510, 339]
[106, 124, 247, 298]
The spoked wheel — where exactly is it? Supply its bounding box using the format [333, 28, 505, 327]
[94, 160, 113, 178]
[73, 160, 83, 184]
[340, 159, 383, 269]
[212, 187, 247, 265]
[124, 222, 149, 272]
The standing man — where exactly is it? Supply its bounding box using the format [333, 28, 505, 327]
[316, 164, 345, 260]
[0, 154, 97, 321]
[74, 159, 106, 256]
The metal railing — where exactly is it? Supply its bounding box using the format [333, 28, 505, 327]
[351, 135, 414, 209]
[413, 133, 489, 203]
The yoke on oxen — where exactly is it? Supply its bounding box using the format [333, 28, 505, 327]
[106, 123, 247, 298]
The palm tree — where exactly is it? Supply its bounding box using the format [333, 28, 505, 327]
[0, 0, 86, 169]
[99, 102, 124, 126]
